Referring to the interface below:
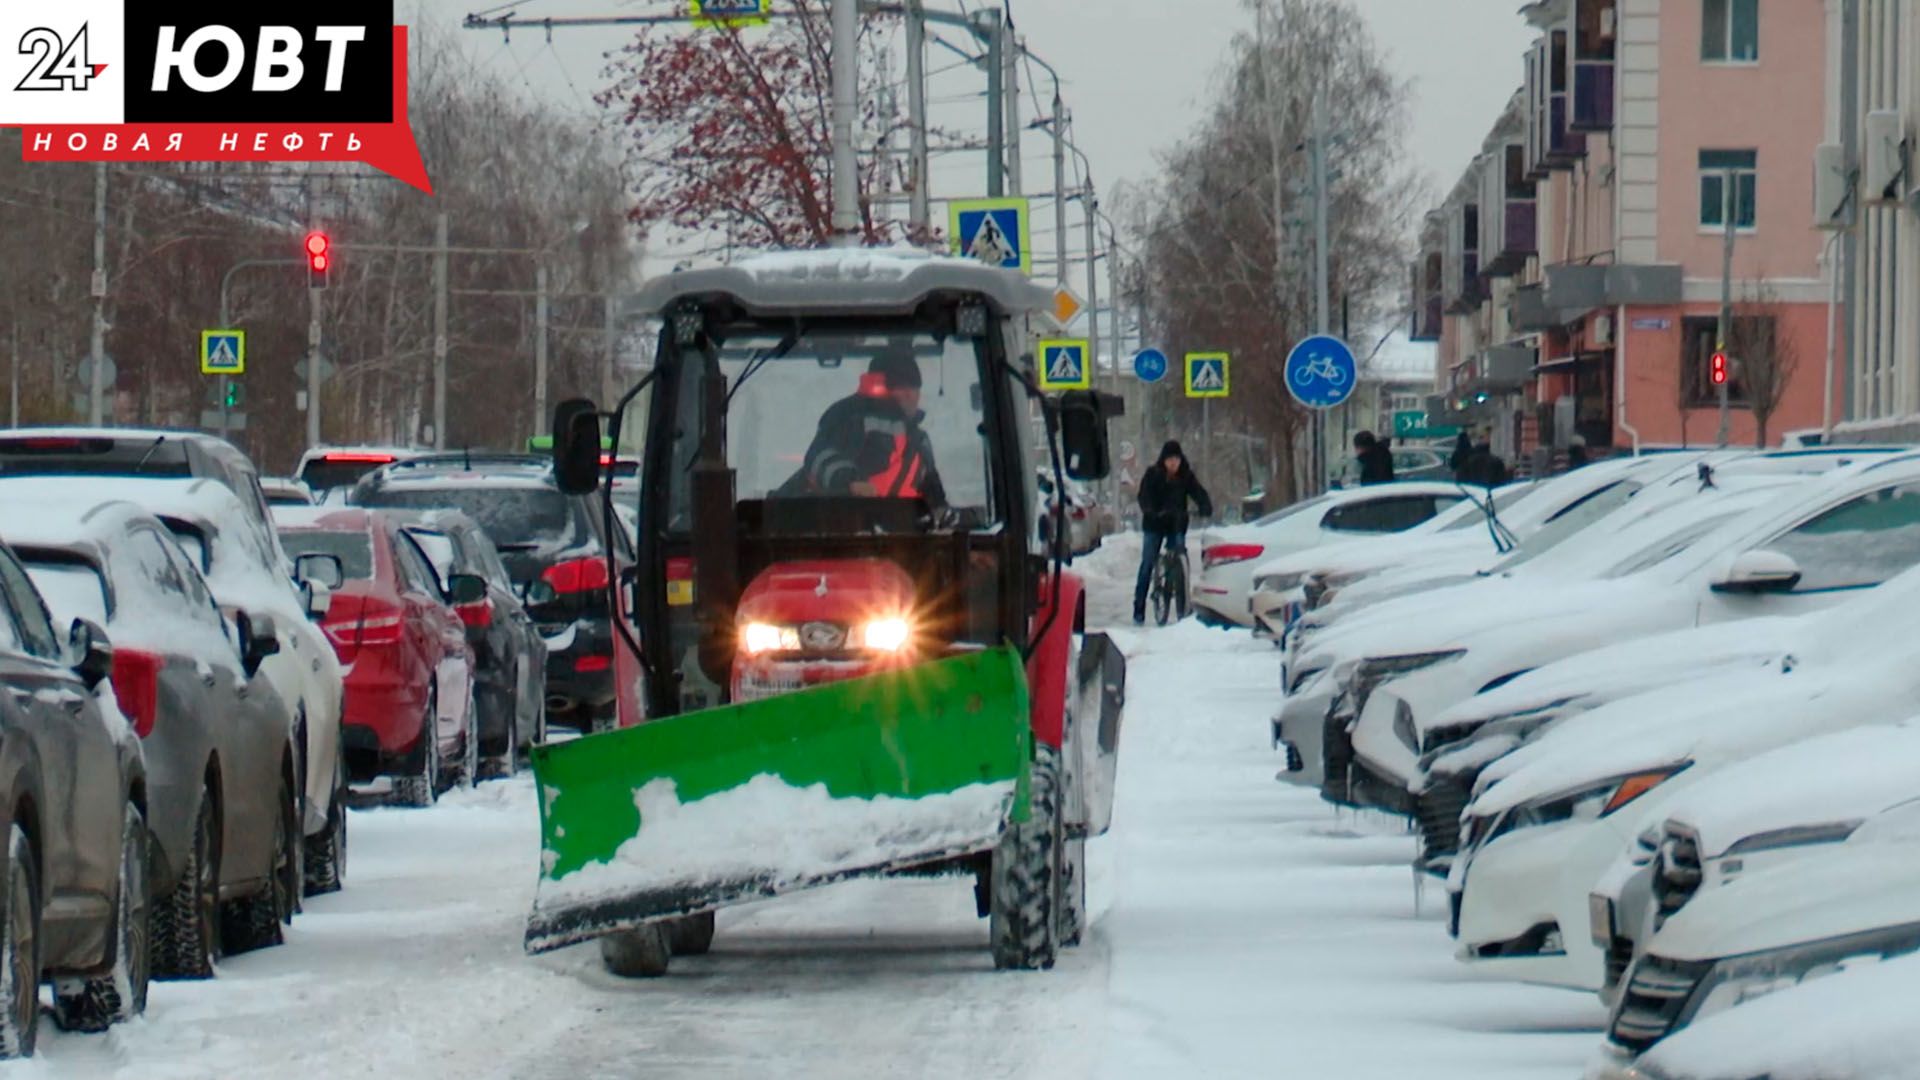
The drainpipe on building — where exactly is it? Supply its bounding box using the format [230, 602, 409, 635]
[1615, 303, 1642, 455]
[1840, 0, 1860, 423]
[1823, 230, 1843, 442]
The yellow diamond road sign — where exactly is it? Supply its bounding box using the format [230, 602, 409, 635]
[1049, 285, 1084, 328]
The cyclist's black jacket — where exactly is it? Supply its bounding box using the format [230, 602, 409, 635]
[1138, 462, 1212, 534]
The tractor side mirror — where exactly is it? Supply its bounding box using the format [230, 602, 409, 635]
[553, 398, 603, 496]
[1057, 391, 1113, 481]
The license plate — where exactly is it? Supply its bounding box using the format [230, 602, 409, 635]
[1589, 893, 1615, 948]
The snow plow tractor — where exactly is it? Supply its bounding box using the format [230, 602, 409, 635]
[525, 250, 1127, 976]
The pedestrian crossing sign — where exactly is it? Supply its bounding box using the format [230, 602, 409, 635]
[1037, 338, 1090, 391]
[1185, 352, 1229, 398]
[690, 0, 770, 27]
[200, 330, 246, 376]
[949, 197, 1032, 276]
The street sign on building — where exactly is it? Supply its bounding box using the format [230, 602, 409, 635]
[949, 197, 1032, 275]
[1392, 409, 1460, 440]
[1185, 352, 1229, 398]
[200, 330, 246, 376]
[1284, 334, 1356, 409]
[1132, 348, 1168, 384]
[1037, 338, 1090, 391]
[691, 0, 770, 27]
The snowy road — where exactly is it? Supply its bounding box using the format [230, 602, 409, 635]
[18, 541, 1604, 1079]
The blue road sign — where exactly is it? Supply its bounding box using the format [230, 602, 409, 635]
[948, 197, 1032, 275]
[1037, 338, 1090, 391]
[1284, 334, 1357, 409]
[1185, 353, 1229, 399]
[200, 330, 246, 376]
[1133, 348, 1168, 383]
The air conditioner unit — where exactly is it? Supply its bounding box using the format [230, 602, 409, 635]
[1863, 110, 1908, 206]
[1592, 313, 1614, 346]
[1813, 142, 1851, 228]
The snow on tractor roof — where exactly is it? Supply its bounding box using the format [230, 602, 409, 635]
[629, 246, 1054, 320]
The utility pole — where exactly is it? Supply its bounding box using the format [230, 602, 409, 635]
[1310, 92, 1333, 494]
[1716, 167, 1736, 447]
[306, 285, 323, 448]
[1051, 97, 1069, 295]
[1262, 4, 1286, 498]
[829, 0, 861, 246]
[906, 0, 930, 238]
[433, 212, 450, 449]
[980, 8, 1005, 198]
[87, 162, 108, 426]
[1003, 30, 1022, 195]
[535, 264, 551, 435]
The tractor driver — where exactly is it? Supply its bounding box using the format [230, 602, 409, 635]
[795, 350, 948, 506]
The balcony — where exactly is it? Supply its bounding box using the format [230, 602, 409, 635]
[1568, 0, 1617, 133]
[1510, 283, 1582, 331]
[1542, 263, 1683, 310]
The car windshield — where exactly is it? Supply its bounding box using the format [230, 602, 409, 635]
[405, 529, 458, 582]
[23, 562, 109, 626]
[1602, 512, 1745, 578]
[0, 435, 193, 478]
[663, 327, 997, 532]
[1486, 481, 1639, 571]
[1250, 494, 1333, 529]
[300, 458, 397, 493]
[1436, 485, 1535, 532]
[279, 530, 376, 580]
[361, 486, 579, 550]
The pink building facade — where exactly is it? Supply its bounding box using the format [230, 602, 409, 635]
[1415, 0, 1841, 463]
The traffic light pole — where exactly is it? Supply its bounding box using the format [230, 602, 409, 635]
[1716, 167, 1736, 448]
[216, 257, 302, 439]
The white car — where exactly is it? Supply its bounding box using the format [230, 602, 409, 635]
[261, 477, 315, 507]
[1594, 812, 1920, 1076]
[0, 476, 349, 893]
[1451, 565, 1920, 992]
[295, 445, 428, 500]
[1189, 481, 1469, 627]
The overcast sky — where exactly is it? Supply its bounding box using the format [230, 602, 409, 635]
[423, 0, 1535, 259]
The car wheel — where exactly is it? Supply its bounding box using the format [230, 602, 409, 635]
[459, 683, 480, 790]
[53, 803, 148, 1031]
[481, 686, 518, 781]
[220, 773, 298, 956]
[303, 755, 347, 896]
[393, 691, 438, 809]
[151, 790, 220, 980]
[599, 925, 671, 978]
[667, 912, 716, 956]
[0, 825, 40, 1058]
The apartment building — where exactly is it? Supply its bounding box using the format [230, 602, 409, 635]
[1415, 0, 1837, 458]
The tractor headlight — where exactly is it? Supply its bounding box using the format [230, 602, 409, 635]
[741, 622, 800, 655]
[857, 616, 912, 653]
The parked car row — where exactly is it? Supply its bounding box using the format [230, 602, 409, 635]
[1242, 446, 1920, 1076]
[0, 429, 628, 1059]
[1035, 468, 1117, 557]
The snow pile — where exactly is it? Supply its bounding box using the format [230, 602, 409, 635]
[538, 773, 1017, 910]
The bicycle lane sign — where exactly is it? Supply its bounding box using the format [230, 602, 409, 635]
[1285, 334, 1357, 409]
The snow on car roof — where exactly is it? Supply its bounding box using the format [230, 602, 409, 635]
[0, 494, 154, 556]
[631, 247, 1055, 319]
[274, 506, 374, 531]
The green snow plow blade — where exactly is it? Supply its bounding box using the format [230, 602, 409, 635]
[525, 647, 1032, 953]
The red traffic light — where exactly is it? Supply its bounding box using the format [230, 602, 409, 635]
[1710, 350, 1728, 386]
[305, 231, 331, 288]
[305, 232, 329, 257]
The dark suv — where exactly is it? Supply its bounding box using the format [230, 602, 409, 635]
[348, 454, 631, 731]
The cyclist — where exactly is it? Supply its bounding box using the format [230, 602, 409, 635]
[1133, 440, 1212, 625]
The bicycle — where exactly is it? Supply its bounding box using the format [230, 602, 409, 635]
[1289, 354, 1350, 389]
[1150, 536, 1189, 626]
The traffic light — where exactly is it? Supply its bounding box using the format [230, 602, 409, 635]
[1710, 350, 1729, 387]
[305, 231, 331, 289]
[223, 381, 243, 409]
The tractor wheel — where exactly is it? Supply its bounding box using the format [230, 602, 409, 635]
[667, 912, 716, 956]
[599, 924, 671, 978]
[989, 742, 1062, 971]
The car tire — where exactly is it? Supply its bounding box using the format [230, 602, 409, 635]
[456, 684, 480, 791]
[220, 773, 299, 956]
[667, 912, 716, 956]
[303, 756, 347, 896]
[0, 825, 40, 1058]
[599, 925, 671, 978]
[393, 692, 438, 809]
[152, 790, 220, 980]
[481, 686, 518, 781]
[53, 803, 149, 1032]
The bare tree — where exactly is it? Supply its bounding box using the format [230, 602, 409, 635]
[1728, 284, 1802, 448]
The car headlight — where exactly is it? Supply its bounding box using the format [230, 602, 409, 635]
[1254, 571, 1304, 593]
[1679, 920, 1920, 1032]
[1487, 766, 1688, 845]
[740, 621, 800, 655]
[1721, 820, 1863, 857]
[1392, 698, 1419, 753]
[1352, 650, 1466, 718]
[854, 616, 912, 652]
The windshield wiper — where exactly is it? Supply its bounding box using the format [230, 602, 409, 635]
[131, 434, 166, 474]
[1458, 481, 1519, 554]
[726, 326, 803, 408]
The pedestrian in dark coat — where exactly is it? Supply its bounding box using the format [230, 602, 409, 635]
[1450, 431, 1473, 480]
[1353, 431, 1395, 485]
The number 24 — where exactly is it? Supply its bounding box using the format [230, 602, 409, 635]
[17, 26, 94, 92]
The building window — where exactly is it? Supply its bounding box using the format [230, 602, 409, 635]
[1699, 150, 1757, 229]
[1702, 0, 1759, 62]
[1681, 314, 1775, 407]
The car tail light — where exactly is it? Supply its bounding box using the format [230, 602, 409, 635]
[7, 437, 88, 450]
[456, 599, 493, 629]
[111, 648, 164, 738]
[666, 557, 694, 606]
[543, 556, 611, 595]
[321, 452, 398, 464]
[351, 599, 404, 646]
[575, 654, 612, 673]
[1203, 543, 1266, 569]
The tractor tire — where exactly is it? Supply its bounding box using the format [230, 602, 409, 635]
[304, 757, 347, 897]
[220, 775, 299, 956]
[0, 826, 40, 1058]
[989, 742, 1062, 971]
[152, 791, 220, 980]
[667, 912, 716, 956]
[599, 924, 671, 978]
[53, 804, 149, 1032]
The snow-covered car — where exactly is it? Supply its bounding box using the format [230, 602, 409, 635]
[0, 477, 349, 896]
[295, 446, 429, 500]
[261, 477, 314, 507]
[1594, 810, 1920, 1074]
[1450, 570, 1920, 992]
[1190, 481, 1469, 628]
[1321, 454, 1920, 816]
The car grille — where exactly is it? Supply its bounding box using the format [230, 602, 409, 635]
[1652, 827, 1703, 930]
[1320, 708, 1357, 807]
[1603, 935, 1635, 997]
[1608, 955, 1713, 1053]
[1414, 775, 1473, 868]
[1302, 579, 1328, 610]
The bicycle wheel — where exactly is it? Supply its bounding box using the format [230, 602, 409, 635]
[1152, 563, 1173, 626]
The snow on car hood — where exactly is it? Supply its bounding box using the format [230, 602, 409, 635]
[1648, 837, 1920, 962]
[1250, 530, 1489, 585]
[1661, 720, 1920, 860]
[1634, 947, 1920, 1080]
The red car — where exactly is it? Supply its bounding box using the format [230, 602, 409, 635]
[276, 509, 478, 807]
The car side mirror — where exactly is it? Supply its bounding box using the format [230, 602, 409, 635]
[236, 610, 281, 677]
[445, 572, 488, 606]
[1710, 550, 1803, 595]
[302, 580, 333, 620]
[294, 552, 345, 591]
[1057, 390, 1122, 481]
[69, 619, 113, 690]
[553, 398, 604, 496]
